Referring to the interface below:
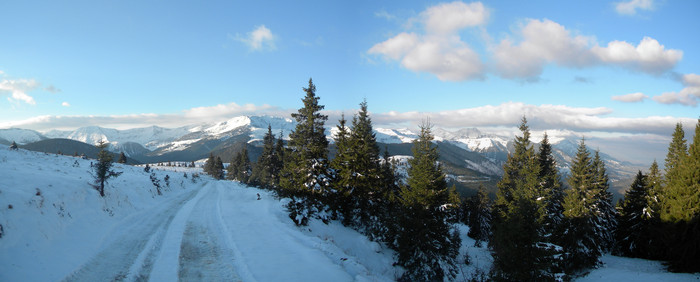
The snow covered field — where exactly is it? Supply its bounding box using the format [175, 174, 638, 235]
[1, 145, 698, 281]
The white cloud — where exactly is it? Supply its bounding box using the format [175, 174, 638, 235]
[612, 92, 648, 102]
[494, 19, 681, 79]
[61, 102, 70, 107]
[651, 73, 700, 106]
[370, 3, 681, 81]
[421, 1, 488, 34]
[0, 78, 39, 105]
[615, 0, 654, 15]
[493, 19, 595, 78]
[592, 37, 682, 75]
[236, 25, 276, 51]
[368, 1, 487, 81]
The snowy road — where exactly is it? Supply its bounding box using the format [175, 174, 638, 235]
[60, 181, 360, 282]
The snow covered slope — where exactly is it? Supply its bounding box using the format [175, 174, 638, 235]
[0, 146, 397, 281]
[0, 128, 47, 144]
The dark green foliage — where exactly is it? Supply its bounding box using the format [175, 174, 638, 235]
[615, 170, 654, 258]
[538, 133, 564, 241]
[592, 151, 617, 252]
[251, 126, 283, 188]
[280, 78, 331, 225]
[118, 152, 127, 164]
[228, 145, 251, 183]
[394, 122, 460, 282]
[91, 140, 122, 197]
[330, 114, 353, 223]
[467, 186, 491, 247]
[659, 119, 700, 272]
[203, 153, 224, 179]
[490, 118, 557, 281]
[560, 140, 616, 274]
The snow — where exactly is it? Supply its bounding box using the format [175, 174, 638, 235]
[1, 145, 696, 281]
[0, 128, 46, 144]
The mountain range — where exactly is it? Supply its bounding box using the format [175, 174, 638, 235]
[0, 115, 645, 198]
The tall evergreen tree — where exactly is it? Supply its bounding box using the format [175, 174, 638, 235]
[490, 118, 556, 281]
[215, 156, 224, 180]
[204, 153, 216, 177]
[330, 114, 353, 223]
[234, 145, 251, 183]
[560, 139, 613, 274]
[467, 186, 492, 247]
[91, 140, 122, 197]
[538, 132, 564, 242]
[394, 121, 460, 281]
[280, 78, 331, 225]
[615, 170, 654, 258]
[592, 150, 617, 252]
[251, 125, 280, 188]
[661, 119, 700, 272]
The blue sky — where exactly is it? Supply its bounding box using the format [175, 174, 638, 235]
[1, 0, 698, 162]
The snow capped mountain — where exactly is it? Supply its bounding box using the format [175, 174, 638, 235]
[45, 125, 195, 151]
[375, 128, 419, 144]
[0, 128, 47, 145]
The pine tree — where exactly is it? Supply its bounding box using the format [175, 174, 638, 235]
[661, 119, 700, 272]
[490, 118, 556, 281]
[330, 114, 353, 224]
[91, 140, 122, 197]
[560, 139, 614, 274]
[538, 133, 564, 240]
[279, 78, 331, 225]
[251, 125, 280, 188]
[204, 153, 216, 178]
[592, 150, 617, 252]
[234, 145, 251, 183]
[215, 156, 224, 180]
[349, 100, 383, 234]
[117, 152, 127, 164]
[467, 186, 492, 247]
[394, 121, 460, 281]
[615, 170, 654, 258]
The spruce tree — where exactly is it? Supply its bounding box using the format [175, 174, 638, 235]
[330, 114, 353, 224]
[538, 133, 564, 240]
[394, 121, 459, 281]
[661, 119, 700, 272]
[467, 186, 492, 247]
[251, 125, 279, 188]
[215, 156, 224, 180]
[279, 78, 331, 225]
[117, 152, 127, 164]
[490, 118, 555, 281]
[233, 145, 251, 183]
[592, 150, 617, 252]
[204, 153, 216, 177]
[91, 140, 122, 197]
[615, 170, 654, 258]
[560, 139, 612, 274]
[349, 100, 383, 233]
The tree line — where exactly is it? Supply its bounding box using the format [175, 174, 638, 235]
[202, 78, 700, 280]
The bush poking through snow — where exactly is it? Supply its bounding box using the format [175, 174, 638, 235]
[90, 141, 122, 197]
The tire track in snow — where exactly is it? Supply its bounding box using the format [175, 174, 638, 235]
[61, 185, 202, 282]
[176, 182, 240, 282]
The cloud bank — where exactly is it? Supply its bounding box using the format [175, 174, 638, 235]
[369, 2, 682, 81]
